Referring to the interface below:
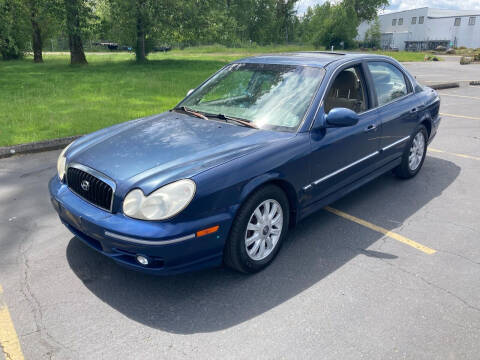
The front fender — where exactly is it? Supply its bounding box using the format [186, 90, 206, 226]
[239, 172, 281, 202]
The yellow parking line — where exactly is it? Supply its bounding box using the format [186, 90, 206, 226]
[325, 207, 436, 255]
[0, 284, 24, 360]
[440, 112, 480, 120]
[439, 93, 480, 100]
[429, 148, 480, 161]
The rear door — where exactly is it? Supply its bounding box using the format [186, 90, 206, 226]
[366, 61, 419, 162]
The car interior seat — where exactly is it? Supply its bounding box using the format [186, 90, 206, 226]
[325, 70, 365, 114]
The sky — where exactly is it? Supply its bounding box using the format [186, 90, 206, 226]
[296, 0, 480, 14]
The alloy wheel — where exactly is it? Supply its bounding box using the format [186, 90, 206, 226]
[244, 199, 283, 261]
[408, 132, 425, 171]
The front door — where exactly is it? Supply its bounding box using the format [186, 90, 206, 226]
[307, 63, 381, 205]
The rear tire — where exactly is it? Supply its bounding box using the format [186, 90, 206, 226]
[394, 125, 428, 179]
[224, 185, 289, 274]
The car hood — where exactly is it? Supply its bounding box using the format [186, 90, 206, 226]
[67, 112, 294, 194]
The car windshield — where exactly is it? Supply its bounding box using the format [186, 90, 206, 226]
[178, 63, 325, 132]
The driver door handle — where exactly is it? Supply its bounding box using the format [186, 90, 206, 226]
[365, 124, 377, 132]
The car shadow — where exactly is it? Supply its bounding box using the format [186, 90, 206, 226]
[66, 156, 460, 334]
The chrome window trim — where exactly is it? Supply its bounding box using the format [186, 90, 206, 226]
[66, 163, 116, 212]
[104, 231, 195, 245]
[302, 150, 379, 190]
[310, 58, 415, 130]
[382, 135, 410, 151]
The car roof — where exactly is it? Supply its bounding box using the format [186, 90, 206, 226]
[233, 52, 390, 68]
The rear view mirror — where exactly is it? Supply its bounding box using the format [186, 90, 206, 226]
[326, 108, 359, 127]
[186, 89, 194, 97]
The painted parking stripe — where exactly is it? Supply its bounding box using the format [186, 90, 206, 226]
[440, 112, 480, 120]
[0, 285, 24, 360]
[429, 148, 480, 161]
[325, 207, 436, 255]
[439, 93, 480, 100]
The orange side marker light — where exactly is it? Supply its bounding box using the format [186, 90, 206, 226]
[196, 225, 219, 237]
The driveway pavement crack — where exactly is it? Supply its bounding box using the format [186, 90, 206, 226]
[380, 259, 480, 313]
[437, 249, 480, 266]
[18, 235, 74, 359]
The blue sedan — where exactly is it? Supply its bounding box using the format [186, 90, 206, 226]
[49, 52, 441, 274]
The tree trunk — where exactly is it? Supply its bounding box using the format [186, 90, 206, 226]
[64, 0, 87, 65]
[69, 32, 87, 64]
[135, 15, 146, 62]
[31, 16, 43, 63]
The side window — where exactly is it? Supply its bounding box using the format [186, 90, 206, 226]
[367, 62, 409, 106]
[324, 65, 368, 114]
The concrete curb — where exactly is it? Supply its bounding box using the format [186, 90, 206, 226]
[0, 135, 82, 159]
[429, 82, 460, 90]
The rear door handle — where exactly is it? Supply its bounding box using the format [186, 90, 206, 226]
[365, 124, 377, 132]
[410, 108, 417, 113]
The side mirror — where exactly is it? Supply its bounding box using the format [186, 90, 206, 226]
[186, 89, 194, 97]
[325, 108, 359, 127]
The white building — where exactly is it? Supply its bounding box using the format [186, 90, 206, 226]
[357, 7, 480, 51]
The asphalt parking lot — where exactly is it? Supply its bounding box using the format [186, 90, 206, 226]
[1, 61, 479, 360]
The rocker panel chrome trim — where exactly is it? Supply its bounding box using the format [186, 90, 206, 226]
[381, 135, 410, 151]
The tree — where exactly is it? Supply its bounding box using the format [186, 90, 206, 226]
[275, 0, 298, 43]
[64, 0, 88, 64]
[312, 2, 358, 49]
[344, 0, 388, 22]
[298, 0, 387, 49]
[107, 0, 167, 62]
[0, 0, 29, 60]
[364, 17, 381, 48]
[26, 0, 62, 62]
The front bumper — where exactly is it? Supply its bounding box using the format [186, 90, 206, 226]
[49, 176, 232, 275]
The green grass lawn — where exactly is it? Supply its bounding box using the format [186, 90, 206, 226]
[0, 46, 428, 147]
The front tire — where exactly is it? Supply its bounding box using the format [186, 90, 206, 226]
[394, 125, 428, 179]
[224, 185, 289, 273]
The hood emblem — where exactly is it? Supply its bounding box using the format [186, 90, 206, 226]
[81, 180, 90, 191]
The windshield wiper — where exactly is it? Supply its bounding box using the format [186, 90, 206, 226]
[173, 106, 209, 121]
[211, 113, 258, 129]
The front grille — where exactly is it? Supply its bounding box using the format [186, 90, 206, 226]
[67, 167, 113, 211]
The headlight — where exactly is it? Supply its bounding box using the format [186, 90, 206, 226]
[123, 179, 196, 220]
[57, 143, 73, 181]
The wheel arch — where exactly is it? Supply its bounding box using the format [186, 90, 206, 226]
[419, 112, 432, 138]
[239, 174, 299, 228]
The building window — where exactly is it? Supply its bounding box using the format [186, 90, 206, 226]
[454, 17, 461, 26]
[398, 18, 403, 25]
[412, 17, 417, 24]
[419, 16, 424, 24]
[392, 18, 397, 26]
[469, 17, 476, 25]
